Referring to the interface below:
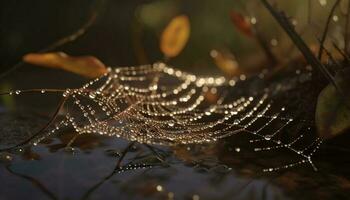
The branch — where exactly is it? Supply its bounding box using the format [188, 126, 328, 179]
[260, 0, 341, 93]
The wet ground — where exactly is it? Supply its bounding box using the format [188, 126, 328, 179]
[0, 78, 350, 200]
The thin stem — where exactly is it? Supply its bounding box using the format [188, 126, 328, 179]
[6, 165, 58, 200]
[66, 134, 79, 148]
[81, 141, 136, 200]
[332, 41, 350, 61]
[239, 1, 277, 67]
[345, 0, 350, 55]
[318, 0, 341, 60]
[0, 89, 65, 96]
[260, 0, 341, 94]
[254, 30, 278, 67]
[114, 141, 136, 170]
[144, 144, 166, 163]
[0, 96, 68, 152]
[317, 38, 342, 70]
[0, 0, 107, 80]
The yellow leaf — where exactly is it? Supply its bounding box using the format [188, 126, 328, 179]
[160, 15, 190, 58]
[23, 52, 107, 78]
[210, 49, 241, 77]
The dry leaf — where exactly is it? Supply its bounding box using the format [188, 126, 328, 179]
[204, 90, 219, 103]
[229, 10, 253, 37]
[160, 15, 190, 58]
[23, 52, 107, 78]
[210, 49, 241, 77]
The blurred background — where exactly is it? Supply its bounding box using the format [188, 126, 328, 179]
[1, 1, 350, 200]
[0, 0, 348, 116]
[0, 0, 346, 76]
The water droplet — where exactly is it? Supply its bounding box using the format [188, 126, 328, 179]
[105, 149, 121, 157]
[63, 89, 70, 97]
[319, 0, 327, 6]
[89, 92, 96, 99]
[156, 185, 163, 192]
[192, 194, 200, 200]
[250, 17, 257, 24]
[15, 148, 24, 153]
[0, 153, 13, 162]
[168, 192, 175, 199]
[64, 146, 76, 153]
[264, 136, 272, 141]
[229, 80, 236, 86]
[270, 38, 278, 46]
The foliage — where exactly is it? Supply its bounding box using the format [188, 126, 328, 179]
[316, 68, 350, 139]
[160, 15, 190, 59]
[23, 52, 107, 78]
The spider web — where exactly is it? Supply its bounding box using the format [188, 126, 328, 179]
[28, 62, 322, 172]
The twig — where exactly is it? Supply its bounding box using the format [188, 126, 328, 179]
[144, 144, 166, 163]
[114, 141, 137, 170]
[260, 0, 341, 94]
[318, 0, 341, 60]
[238, 1, 277, 67]
[344, 0, 350, 55]
[6, 165, 58, 200]
[0, 0, 106, 80]
[0, 88, 66, 96]
[66, 134, 79, 149]
[254, 30, 278, 67]
[332, 41, 350, 61]
[0, 96, 67, 152]
[317, 38, 342, 70]
[81, 141, 136, 200]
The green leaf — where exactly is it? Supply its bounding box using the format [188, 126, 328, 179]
[316, 68, 350, 139]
